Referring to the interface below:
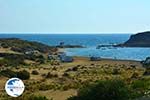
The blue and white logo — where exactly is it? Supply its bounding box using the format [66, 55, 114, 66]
[5, 78, 25, 97]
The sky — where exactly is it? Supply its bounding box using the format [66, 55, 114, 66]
[0, 0, 150, 34]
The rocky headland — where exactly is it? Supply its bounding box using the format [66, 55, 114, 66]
[117, 31, 150, 47]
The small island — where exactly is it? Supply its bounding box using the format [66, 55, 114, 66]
[56, 42, 84, 48]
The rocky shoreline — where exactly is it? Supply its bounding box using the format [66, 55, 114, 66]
[96, 32, 150, 48]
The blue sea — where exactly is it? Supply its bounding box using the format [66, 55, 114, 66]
[0, 34, 150, 61]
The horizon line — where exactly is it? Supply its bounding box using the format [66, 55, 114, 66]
[0, 32, 134, 34]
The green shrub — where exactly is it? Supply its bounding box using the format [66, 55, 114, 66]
[25, 54, 45, 64]
[130, 72, 140, 79]
[61, 82, 81, 91]
[0, 69, 30, 80]
[10, 93, 49, 100]
[127, 79, 150, 99]
[0, 69, 17, 78]
[112, 68, 120, 75]
[17, 70, 30, 80]
[131, 79, 150, 96]
[1, 43, 9, 48]
[36, 55, 45, 64]
[68, 80, 129, 100]
[28, 95, 49, 100]
[63, 72, 70, 77]
[31, 70, 39, 75]
[0, 53, 25, 67]
[38, 84, 54, 91]
[46, 72, 58, 78]
[143, 68, 150, 75]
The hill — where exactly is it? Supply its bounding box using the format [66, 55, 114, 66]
[118, 31, 150, 47]
[0, 38, 57, 67]
[0, 38, 57, 53]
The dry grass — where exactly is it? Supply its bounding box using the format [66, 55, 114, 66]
[0, 48, 21, 54]
[0, 56, 146, 100]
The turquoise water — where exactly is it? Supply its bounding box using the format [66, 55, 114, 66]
[0, 34, 150, 61]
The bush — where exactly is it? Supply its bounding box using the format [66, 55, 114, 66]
[143, 68, 150, 75]
[131, 79, 150, 96]
[112, 68, 120, 75]
[38, 84, 55, 91]
[131, 72, 139, 79]
[17, 70, 30, 80]
[36, 55, 45, 64]
[63, 72, 70, 77]
[46, 72, 58, 78]
[0, 69, 17, 78]
[10, 93, 49, 100]
[32, 70, 39, 75]
[28, 95, 49, 100]
[68, 80, 129, 100]
[0, 53, 25, 67]
[0, 69, 30, 80]
[72, 66, 78, 71]
[1, 43, 9, 48]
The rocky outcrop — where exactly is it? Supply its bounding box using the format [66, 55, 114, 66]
[117, 31, 150, 47]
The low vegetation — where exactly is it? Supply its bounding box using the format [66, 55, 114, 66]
[6, 93, 49, 100]
[68, 80, 129, 100]
[0, 69, 30, 80]
[31, 70, 39, 75]
[0, 38, 57, 53]
[0, 69, 17, 78]
[0, 38, 58, 67]
[0, 53, 26, 67]
[0, 52, 46, 67]
[17, 70, 30, 80]
[68, 79, 150, 100]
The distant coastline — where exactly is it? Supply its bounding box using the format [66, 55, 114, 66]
[0, 33, 150, 61]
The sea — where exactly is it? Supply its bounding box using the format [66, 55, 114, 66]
[0, 34, 150, 61]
